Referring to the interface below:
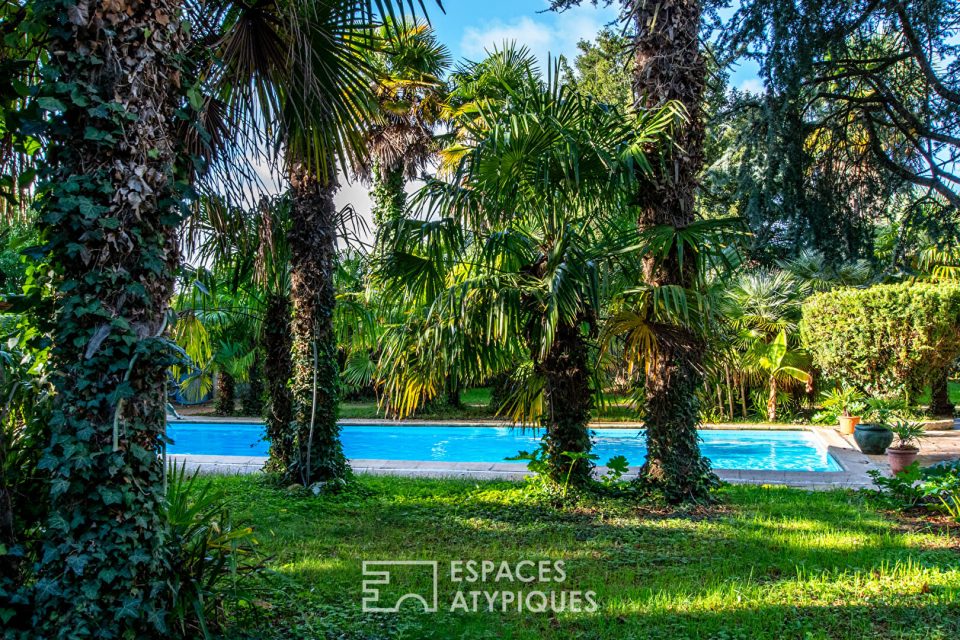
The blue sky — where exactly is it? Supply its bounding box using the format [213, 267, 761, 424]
[333, 0, 760, 236]
[424, 1, 761, 91]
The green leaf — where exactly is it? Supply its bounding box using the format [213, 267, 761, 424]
[37, 96, 66, 112]
[767, 329, 788, 368]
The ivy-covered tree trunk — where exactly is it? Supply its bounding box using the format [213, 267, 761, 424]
[540, 322, 593, 486]
[287, 163, 348, 485]
[371, 162, 407, 229]
[263, 291, 294, 469]
[930, 369, 955, 417]
[32, 0, 185, 634]
[632, 0, 716, 502]
[215, 372, 236, 416]
[242, 351, 265, 416]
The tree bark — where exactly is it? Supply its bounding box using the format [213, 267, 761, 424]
[371, 162, 407, 229]
[215, 371, 236, 416]
[263, 291, 295, 469]
[540, 322, 593, 486]
[930, 369, 955, 417]
[242, 351, 265, 416]
[33, 0, 185, 633]
[632, 0, 715, 501]
[287, 163, 348, 485]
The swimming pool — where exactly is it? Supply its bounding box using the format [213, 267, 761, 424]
[166, 422, 842, 472]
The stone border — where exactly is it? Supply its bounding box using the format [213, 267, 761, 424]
[168, 423, 885, 489]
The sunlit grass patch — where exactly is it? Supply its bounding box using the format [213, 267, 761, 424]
[218, 475, 960, 639]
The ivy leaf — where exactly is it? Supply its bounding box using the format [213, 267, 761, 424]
[65, 553, 89, 576]
[37, 96, 66, 112]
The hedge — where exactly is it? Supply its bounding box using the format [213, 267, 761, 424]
[800, 282, 960, 398]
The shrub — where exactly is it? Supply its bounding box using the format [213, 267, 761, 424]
[165, 463, 261, 637]
[800, 283, 960, 399]
[0, 323, 51, 631]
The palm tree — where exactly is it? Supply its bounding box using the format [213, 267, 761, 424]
[209, 0, 440, 484]
[547, 0, 719, 502]
[628, 0, 714, 501]
[359, 20, 450, 228]
[25, 0, 189, 633]
[12, 0, 435, 632]
[255, 196, 296, 468]
[377, 55, 676, 484]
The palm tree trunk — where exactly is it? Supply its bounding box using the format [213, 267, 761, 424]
[541, 322, 593, 486]
[263, 291, 295, 469]
[741, 378, 748, 418]
[725, 366, 734, 419]
[242, 351, 265, 416]
[371, 162, 407, 229]
[287, 162, 348, 485]
[215, 371, 236, 416]
[930, 369, 954, 417]
[33, 0, 185, 633]
[632, 0, 715, 502]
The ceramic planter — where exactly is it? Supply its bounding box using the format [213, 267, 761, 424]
[838, 415, 861, 435]
[853, 423, 894, 455]
[887, 447, 919, 475]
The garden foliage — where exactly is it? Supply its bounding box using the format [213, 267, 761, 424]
[801, 283, 960, 398]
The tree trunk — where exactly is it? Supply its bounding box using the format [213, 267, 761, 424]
[263, 292, 295, 469]
[242, 351, 265, 416]
[741, 378, 748, 418]
[930, 369, 955, 417]
[33, 0, 185, 633]
[371, 162, 407, 229]
[725, 367, 734, 420]
[287, 163, 348, 485]
[767, 376, 777, 422]
[540, 322, 593, 486]
[446, 382, 462, 409]
[632, 0, 715, 502]
[215, 371, 236, 416]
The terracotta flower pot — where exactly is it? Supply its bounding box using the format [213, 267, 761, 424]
[886, 447, 919, 475]
[838, 415, 861, 435]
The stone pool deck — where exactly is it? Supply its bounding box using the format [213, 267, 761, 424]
[168, 419, 960, 490]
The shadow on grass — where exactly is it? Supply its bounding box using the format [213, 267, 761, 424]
[217, 475, 960, 640]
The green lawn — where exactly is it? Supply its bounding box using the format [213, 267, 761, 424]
[219, 475, 960, 639]
[340, 387, 644, 421]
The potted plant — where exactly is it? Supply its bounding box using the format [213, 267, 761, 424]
[885, 419, 925, 475]
[821, 383, 865, 435]
[853, 397, 896, 454]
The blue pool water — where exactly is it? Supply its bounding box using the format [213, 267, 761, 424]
[166, 423, 841, 472]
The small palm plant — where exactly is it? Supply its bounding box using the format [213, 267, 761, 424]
[821, 382, 866, 434]
[885, 418, 925, 475]
[887, 419, 925, 451]
[822, 382, 867, 418]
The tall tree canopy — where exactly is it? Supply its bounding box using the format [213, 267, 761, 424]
[708, 0, 960, 263]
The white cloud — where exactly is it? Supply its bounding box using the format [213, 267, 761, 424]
[737, 78, 764, 94]
[459, 3, 615, 71]
[460, 16, 554, 65]
[335, 178, 375, 247]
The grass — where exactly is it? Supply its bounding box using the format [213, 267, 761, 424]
[340, 388, 646, 422]
[340, 381, 960, 424]
[185, 381, 958, 424]
[914, 380, 960, 408]
[217, 475, 960, 639]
